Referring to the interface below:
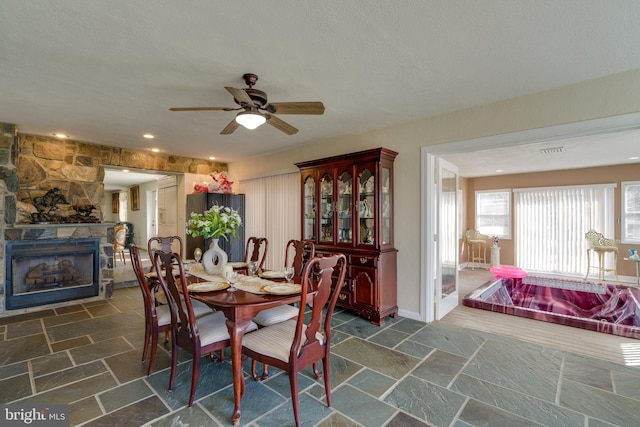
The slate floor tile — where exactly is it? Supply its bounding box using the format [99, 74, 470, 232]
[82, 395, 169, 427]
[563, 359, 613, 391]
[331, 384, 396, 427]
[332, 338, 420, 380]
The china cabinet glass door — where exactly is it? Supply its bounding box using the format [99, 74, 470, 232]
[337, 171, 353, 244]
[319, 173, 334, 243]
[303, 175, 316, 240]
[381, 167, 391, 245]
[358, 167, 375, 246]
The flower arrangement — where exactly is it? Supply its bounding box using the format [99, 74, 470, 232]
[186, 205, 242, 241]
[193, 171, 234, 194]
[491, 236, 499, 247]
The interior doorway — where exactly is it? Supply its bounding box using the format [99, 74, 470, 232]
[420, 112, 640, 323]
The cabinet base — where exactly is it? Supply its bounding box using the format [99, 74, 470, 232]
[339, 304, 398, 326]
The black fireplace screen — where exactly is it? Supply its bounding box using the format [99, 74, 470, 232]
[5, 238, 100, 310]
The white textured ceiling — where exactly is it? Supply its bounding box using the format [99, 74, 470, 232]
[2, 0, 640, 174]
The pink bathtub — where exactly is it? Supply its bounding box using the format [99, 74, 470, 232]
[462, 275, 640, 339]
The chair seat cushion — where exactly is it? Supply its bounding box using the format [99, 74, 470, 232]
[196, 311, 258, 347]
[468, 240, 486, 245]
[156, 296, 213, 326]
[594, 245, 618, 252]
[253, 305, 299, 327]
[242, 320, 323, 362]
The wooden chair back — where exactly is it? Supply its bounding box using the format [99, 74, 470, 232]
[113, 224, 128, 266]
[285, 239, 316, 279]
[245, 237, 268, 270]
[148, 235, 184, 258]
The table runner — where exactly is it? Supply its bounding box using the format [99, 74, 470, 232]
[187, 265, 277, 294]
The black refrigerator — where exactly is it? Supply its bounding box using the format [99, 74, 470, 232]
[185, 193, 246, 262]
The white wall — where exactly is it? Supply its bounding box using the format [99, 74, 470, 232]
[228, 68, 640, 320]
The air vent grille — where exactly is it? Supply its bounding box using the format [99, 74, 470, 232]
[540, 147, 564, 154]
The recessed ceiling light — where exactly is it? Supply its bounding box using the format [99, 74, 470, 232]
[122, 169, 130, 173]
[143, 134, 155, 139]
[629, 156, 639, 160]
[151, 148, 160, 153]
[495, 169, 503, 173]
[209, 156, 216, 160]
[53, 133, 69, 138]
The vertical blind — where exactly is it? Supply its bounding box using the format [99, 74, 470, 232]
[239, 173, 300, 270]
[513, 184, 615, 275]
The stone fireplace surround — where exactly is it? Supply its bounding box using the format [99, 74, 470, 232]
[0, 121, 227, 317]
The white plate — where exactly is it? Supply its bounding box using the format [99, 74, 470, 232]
[187, 281, 229, 292]
[260, 271, 286, 279]
[261, 283, 302, 295]
[228, 262, 248, 268]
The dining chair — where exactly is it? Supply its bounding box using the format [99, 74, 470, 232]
[130, 245, 213, 376]
[584, 229, 619, 282]
[113, 223, 128, 266]
[244, 237, 268, 271]
[242, 253, 347, 427]
[153, 249, 257, 407]
[252, 239, 316, 327]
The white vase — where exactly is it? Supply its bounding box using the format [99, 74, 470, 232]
[202, 238, 228, 275]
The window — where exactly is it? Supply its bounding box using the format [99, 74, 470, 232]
[475, 190, 511, 238]
[513, 184, 615, 275]
[622, 181, 640, 244]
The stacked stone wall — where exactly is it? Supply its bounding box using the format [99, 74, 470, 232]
[16, 134, 226, 223]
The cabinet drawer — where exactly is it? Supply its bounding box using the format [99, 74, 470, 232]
[337, 289, 352, 305]
[349, 254, 377, 268]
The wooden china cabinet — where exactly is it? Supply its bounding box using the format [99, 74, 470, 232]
[295, 147, 398, 326]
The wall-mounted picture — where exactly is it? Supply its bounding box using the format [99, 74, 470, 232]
[111, 192, 119, 213]
[130, 186, 140, 211]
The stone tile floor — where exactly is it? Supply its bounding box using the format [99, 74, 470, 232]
[1, 286, 639, 426]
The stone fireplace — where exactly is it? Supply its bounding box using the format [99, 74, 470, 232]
[1, 120, 225, 317]
[2, 223, 115, 315]
[5, 237, 100, 310]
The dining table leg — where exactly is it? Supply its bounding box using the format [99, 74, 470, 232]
[226, 317, 251, 426]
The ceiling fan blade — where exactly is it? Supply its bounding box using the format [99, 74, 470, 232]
[169, 107, 237, 111]
[220, 119, 240, 135]
[266, 114, 299, 135]
[267, 102, 325, 115]
[225, 86, 254, 106]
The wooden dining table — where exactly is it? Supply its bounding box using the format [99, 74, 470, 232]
[187, 274, 302, 426]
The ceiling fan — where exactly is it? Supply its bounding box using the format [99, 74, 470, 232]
[169, 73, 325, 135]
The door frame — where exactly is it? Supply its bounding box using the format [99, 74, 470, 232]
[420, 112, 640, 323]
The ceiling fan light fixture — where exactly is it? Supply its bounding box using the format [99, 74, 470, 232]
[235, 110, 266, 130]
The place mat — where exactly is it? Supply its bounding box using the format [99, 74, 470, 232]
[259, 270, 286, 279]
[187, 281, 229, 292]
[228, 261, 248, 268]
[261, 283, 302, 295]
[233, 276, 272, 294]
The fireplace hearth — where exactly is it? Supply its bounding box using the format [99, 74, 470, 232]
[5, 238, 100, 310]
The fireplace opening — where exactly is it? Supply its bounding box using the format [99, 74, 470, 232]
[5, 238, 100, 310]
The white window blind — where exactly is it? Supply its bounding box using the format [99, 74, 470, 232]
[239, 173, 300, 270]
[513, 184, 615, 275]
[622, 181, 640, 244]
[475, 189, 511, 238]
